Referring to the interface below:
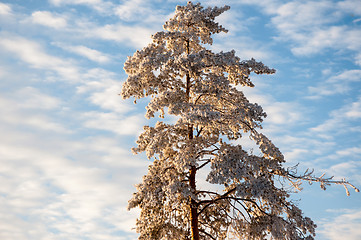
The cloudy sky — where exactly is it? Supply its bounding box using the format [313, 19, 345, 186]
[0, 0, 360, 239]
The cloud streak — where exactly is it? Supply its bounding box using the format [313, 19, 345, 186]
[236, 0, 361, 66]
[31, 11, 67, 29]
[319, 209, 361, 240]
[0, 33, 80, 81]
[0, 2, 12, 15]
[55, 43, 111, 63]
[307, 69, 361, 98]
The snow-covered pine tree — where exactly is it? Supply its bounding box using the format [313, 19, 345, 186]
[121, 2, 358, 240]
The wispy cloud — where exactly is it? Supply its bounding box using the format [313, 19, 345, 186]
[16, 87, 61, 110]
[0, 95, 68, 133]
[290, 25, 361, 57]
[236, 0, 361, 65]
[319, 208, 361, 240]
[328, 160, 361, 184]
[307, 69, 361, 98]
[115, 0, 157, 21]
[241, 85, 306, 129]
[49, 0, 112, 14]
[0, 2, 12, 15]
[91, 24, 154, 48]
[338, 0, 361, 15]
[270, 0, 361, 60]
[310, 96, 361, 136]
[31, 11, 67, 29]
[50, 0, 102, 4]
[82, 111, 144, 136]
[0, 133, 143, 239]
[114, 0, 171, 25]
[54, 43, 111, 63]
[0, 33, 80, 81]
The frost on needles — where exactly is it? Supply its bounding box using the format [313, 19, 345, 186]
[121, 2, 359, 240]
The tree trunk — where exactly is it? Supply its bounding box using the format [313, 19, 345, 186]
[185, 38, 199, 240]
[187, 92, 199, 240]
[189, 165, 199, 240]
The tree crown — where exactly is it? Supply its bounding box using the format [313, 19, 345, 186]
[122, 2, 358, 240]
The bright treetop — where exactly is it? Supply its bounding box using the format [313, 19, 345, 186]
[121, 2, 358, 240]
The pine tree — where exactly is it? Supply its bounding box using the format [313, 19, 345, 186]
[121, 2, 358, 239]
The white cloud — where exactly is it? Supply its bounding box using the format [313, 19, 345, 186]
[114, 0, 169, 24]
[356, 52, 361, 66]
[268, 0, 361, 58]
[308, 69, 361, 98]
[241, 86, 305, 128]
[345, 98, 361, 118]
[238, 0, 361, 65]
[31, 11, 67, 29]
[50, 0, 102, 6]
[82, 111, 144, 136]
[0, 2, 12, 15]
[264, 102, 302, 125]
[232, 0, 280, 14]
[212, 36, 273, 63]
[84, 136, 148, 168]
[274, 1, 337, 29]
[86, 81, 131, 113]
[49, 0, 113, 14]
[328, 161, 361, 184]
[55, 43, 110, 63]
[76, 68, 135, 114]
[115, 0, 150, 21]
[310, 96, 361, 136]
[336, 147, 361, 157]
[319, 209, 361, 240]
[0, 149, 139, 239]
[0, 34, 60, 68]
[338, 0, 361, 15]
[0, 34, 80, 81]
[283, 148, 309, 163]
[319, 147, 361, 185]
[208, 7, 275, 63]
[290, 25, 361, 56]
[92, 24, 153, 48]
[0, 96, 68, 133]
[16, 87, 61, 110]
[0, 119, 145, 239]
[354, 17, 361, 23]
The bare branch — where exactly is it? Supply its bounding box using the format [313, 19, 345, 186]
[285, 168, 360, 196]
[196, 160, 211, 170]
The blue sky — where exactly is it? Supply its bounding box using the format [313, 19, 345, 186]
[0, 0, 360, 239]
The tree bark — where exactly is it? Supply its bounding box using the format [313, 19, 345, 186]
[189, 165, 199, 240]
[185, 38, 199, 240]
[187, 74, 199, 240]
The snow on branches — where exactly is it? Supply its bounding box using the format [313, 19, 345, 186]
[122, 2, 358, 240]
